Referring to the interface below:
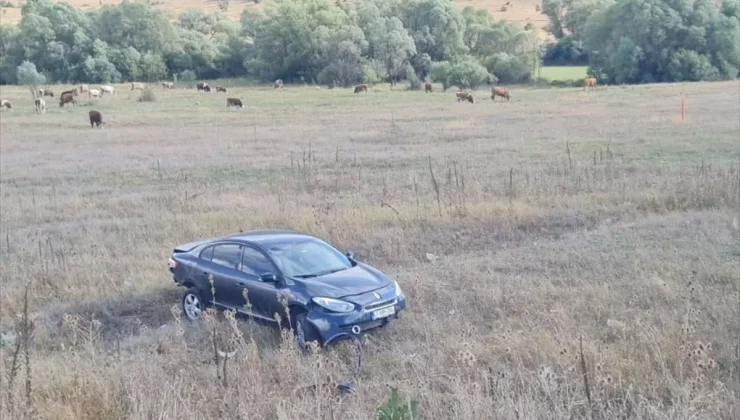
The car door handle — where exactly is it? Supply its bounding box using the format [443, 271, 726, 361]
[238, 282, 246, 286]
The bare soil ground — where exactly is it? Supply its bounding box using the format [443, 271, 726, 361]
[0, 80, 739, 419]
[0, 0, 548, 35]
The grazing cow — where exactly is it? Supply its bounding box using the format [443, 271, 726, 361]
[35, 98, 46, 114]
[456, 92, 475, 103]
[61, 88, 79, 97]
[491, 86, 511, 101]
[39, 88, 54, 97]
[226, 97, 244, 109]
[89, 110, 104, 129]
[100, 85, 116, 96]
[425, 82, 433, 93]
[196, 82, 210, 92]
[1, 99, 12, 111]
[88, 88, 101, 98]
[59, 92, 77, 108]
[131, 82, 146, 91]
[215, 85, 228, 93]
[584, 77, 597, 91]
[274, 79, 284, 89]
[162, 81, 175, 90]
[353, 84, 369, 94]
[79, 84, 89, 93]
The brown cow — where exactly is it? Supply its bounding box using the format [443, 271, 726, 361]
[89, 110, 104, 128]
[40, 88, 54, 97]
[162, 81, 175, 90]
[215, 86, 228, 93]
[79, 84, 89, 93]
[59, 92, 77, 108]
[456, 92, 475, 103]
[353, 84, 368, 94]
[61, 88, 78, 97]
[425, 82, 433, 93]
[274, 79, 284, 89]
[226, 97, 243, 109]
[1, 99, 12, 111]
[491, 86, 511, 101]
[584, 77, 597, 91]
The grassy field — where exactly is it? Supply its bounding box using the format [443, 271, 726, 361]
[539, 66, 589, 81]
[0, 0, 549, 34]
[0, 80, 739, 419]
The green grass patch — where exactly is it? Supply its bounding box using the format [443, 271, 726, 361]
[538, 66, 589, 81]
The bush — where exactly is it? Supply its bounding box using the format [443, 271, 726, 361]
[442, 57, 498, 89]
[16, 61, 46, 87]
[178, 70, 197, 83]
[405, 65, 422, 90]
[361, 62, 383, 85]
[484, 53, 533, 84]
[137, 86, 157, 102]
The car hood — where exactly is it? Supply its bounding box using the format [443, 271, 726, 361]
[295, 263, 391, 299]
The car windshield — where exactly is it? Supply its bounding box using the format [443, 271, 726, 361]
[267, 239, 352, 278]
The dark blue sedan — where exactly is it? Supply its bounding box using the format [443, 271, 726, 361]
[168, 229, 407, 348]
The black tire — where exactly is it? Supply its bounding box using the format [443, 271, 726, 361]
[182, 287, 204, 321]
[294, 312, 321, 350]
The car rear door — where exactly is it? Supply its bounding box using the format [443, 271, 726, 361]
[234, 246, 283, 322]
[198, 242, 246, 308]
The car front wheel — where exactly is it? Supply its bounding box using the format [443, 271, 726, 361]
[294, 312, 321, 350]
[182, 288, 203, 321]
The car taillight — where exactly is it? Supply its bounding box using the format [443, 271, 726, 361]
[168, 257, 177, 269]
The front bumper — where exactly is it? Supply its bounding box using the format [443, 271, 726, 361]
[306, 294, 407, 345]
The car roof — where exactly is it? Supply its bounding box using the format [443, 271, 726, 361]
[218, 229, 318, 246]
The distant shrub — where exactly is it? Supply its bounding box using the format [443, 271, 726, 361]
[361, 63, 382, 85]
[178, 70, 196, 83]
[137, 86, 157, 102]
[500, 6, 508, 12]
[405, 66, 423, 90]
[0, 1, 14, 7]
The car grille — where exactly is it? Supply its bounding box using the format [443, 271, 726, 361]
[365, 297, 397, 312]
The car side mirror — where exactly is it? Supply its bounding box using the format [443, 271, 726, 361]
[345, 251, 355, 260]
[260, 273, 278, 282]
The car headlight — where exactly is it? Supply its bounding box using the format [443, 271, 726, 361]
[312, 297, 355, 313]
[394, 281, 405, 298]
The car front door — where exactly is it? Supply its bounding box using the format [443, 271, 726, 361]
[234, 246, 283, 322]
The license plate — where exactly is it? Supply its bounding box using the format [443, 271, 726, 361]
[372, 305, 395, 320]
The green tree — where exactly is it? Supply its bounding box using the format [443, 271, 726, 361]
[366, 16, 416, 85]
[16, 60, 46, 98]
[584, 0, 739, 83]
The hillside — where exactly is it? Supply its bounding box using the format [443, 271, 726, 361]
[0, 0, 549, 33]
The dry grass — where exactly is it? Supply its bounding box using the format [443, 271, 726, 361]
[0, 80, 739, 419]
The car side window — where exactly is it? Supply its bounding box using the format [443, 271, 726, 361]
[199, 246, 214, 261]
[211, 244, 242, 270]
[241, 247, 275, 278]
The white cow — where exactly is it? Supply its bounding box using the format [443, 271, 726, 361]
[100, 85, 116, 96]
[88, 88, 101, 98]
[35, 98, 46, 114]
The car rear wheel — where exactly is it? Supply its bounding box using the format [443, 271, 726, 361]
[294, 312, 321, 350]
[182, 288, 203, 321]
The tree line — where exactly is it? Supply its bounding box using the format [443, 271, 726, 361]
[0, 0, 738, 88]
[541, 0, 739, 83]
